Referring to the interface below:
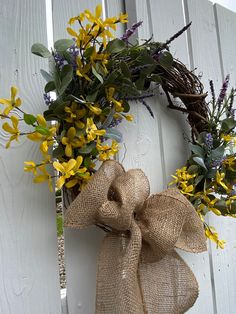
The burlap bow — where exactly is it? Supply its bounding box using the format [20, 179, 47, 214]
[64, 160, 207, 314]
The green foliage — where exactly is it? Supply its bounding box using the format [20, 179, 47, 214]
[31, 43, 51, 58]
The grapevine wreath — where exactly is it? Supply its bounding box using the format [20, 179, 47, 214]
[1, 4, 236, 250]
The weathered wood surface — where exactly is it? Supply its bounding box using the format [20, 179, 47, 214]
[1, 0, 235, 313]
[0, 0, 61, 313]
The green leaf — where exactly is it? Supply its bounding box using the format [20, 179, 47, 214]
[190, 144, 205, 157]
[210, 145, 225, 160]
[45, 81, 56, 93]
[195, 175, 205, 185]
[193, 156, 207, 170]
[59, 64, 73, 95]
[84, 46, 94, 58]
[35, 126, 50, 135]
[102, 108, 115, 129]
[31, 43, 51, 58]
[159, 51, 173, 68]
[135, 78, 145, 90]
[86, 90, 98, 102]
[206, 168, 217, 178]
[106, 39, 126, 53]
[40, 69, 53, 82]
[24, 113, 36, 125]
[120, 61, 131, 78]
[149, 74, 162, 83]
[221, 118, 236, 132]
[188, 165, 199, 174]
[78, 142, 96, 154]
[104, 129, 123, 142]
[52, 145, 65, 158]
[123, 100, 130, 113]
[92, 66, 103, 83]
[54, 39, 74, 52]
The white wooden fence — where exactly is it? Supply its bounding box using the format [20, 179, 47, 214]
[0, 0, 236, 313]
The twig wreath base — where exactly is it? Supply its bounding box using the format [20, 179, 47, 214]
[1, 4, 236, 249]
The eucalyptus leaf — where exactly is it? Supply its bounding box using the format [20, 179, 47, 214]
[31, 43, 51, 58]
[149, 74, 162, 83]
[195, 175, 205, 186]
[54, 39, 74, 52]
[193, 156, 207, 170]
[78, 142, 96, 154]
[159, 51, 173, 68]
[106, 39, 126, 53]
[104, 128, 123, 142]
[84, 46, 94, 58]
[52, 145, 65, 158]
[59, 64, 73, 95]
[221, 118, 236, 132]
[45, 81, 56, 93]
[92, 66, 103, 83]
[120, 61, 131, 78]
[188, 165, 199, 174]
[102, 108, 115, 129]
[40, 69, 53, 82]
[190, 144, 205, 157]
[210, 145, 225, 160]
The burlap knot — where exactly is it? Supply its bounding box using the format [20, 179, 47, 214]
[64, 160, 207, 314]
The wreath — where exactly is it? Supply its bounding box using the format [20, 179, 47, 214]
[0, 4, 235, 249]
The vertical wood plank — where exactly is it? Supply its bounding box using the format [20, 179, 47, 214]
[123, 1, 215, 313]
[184, 1, 236, 313]
[52, 1, 122, 313]
[207, 4, 236, 314]
[0, 0, 61, 313]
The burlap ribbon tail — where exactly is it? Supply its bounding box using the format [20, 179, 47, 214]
[64, 160, 207, 314]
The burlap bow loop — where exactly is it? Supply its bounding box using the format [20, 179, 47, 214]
[64, 160, 207, 314]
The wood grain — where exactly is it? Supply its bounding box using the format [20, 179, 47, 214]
[0, 0, 61, 313]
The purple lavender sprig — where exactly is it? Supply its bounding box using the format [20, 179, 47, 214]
[209, 80, 215, 104]
[217, 75, 230, 108]
[108, 117, 122, 128]
[54, 53, 68, 69]
[121, 21, 143, 42]
[43, 93, 53, 106]
[205, 133, 213, 150]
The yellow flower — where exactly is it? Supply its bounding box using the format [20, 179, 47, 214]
[36, 114, 47, 127]
[119, 13, 128, 24]
[76, 56, 91, 81]
[68, 13, 84, 25]
[33, 165, 53, 192]
[62, 127, 85, 157]
[221, 134, 235, 142]
[53, 158, 77, 189]
[86, 117, 106, 142]
[180, 183, 194, 196]
[169, 166, 196, 185]
[0, 86, 22, 115]
[2, 115, 20, 148]
[90, 48, 109, 74]
[106, 87, 124, 112]
[87, 104, 101, 115]
[222, 155, 235, 170]
[96, 139, 119, 161]
[65, 156, 90, 188]
[125, 114, 133, 122]
[216, 171, 230, 192]
[24, 161, 37, 175]
[205, 227, 226, 249]
[64, 103, 86, 128]
[27, 127, 56, 155]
